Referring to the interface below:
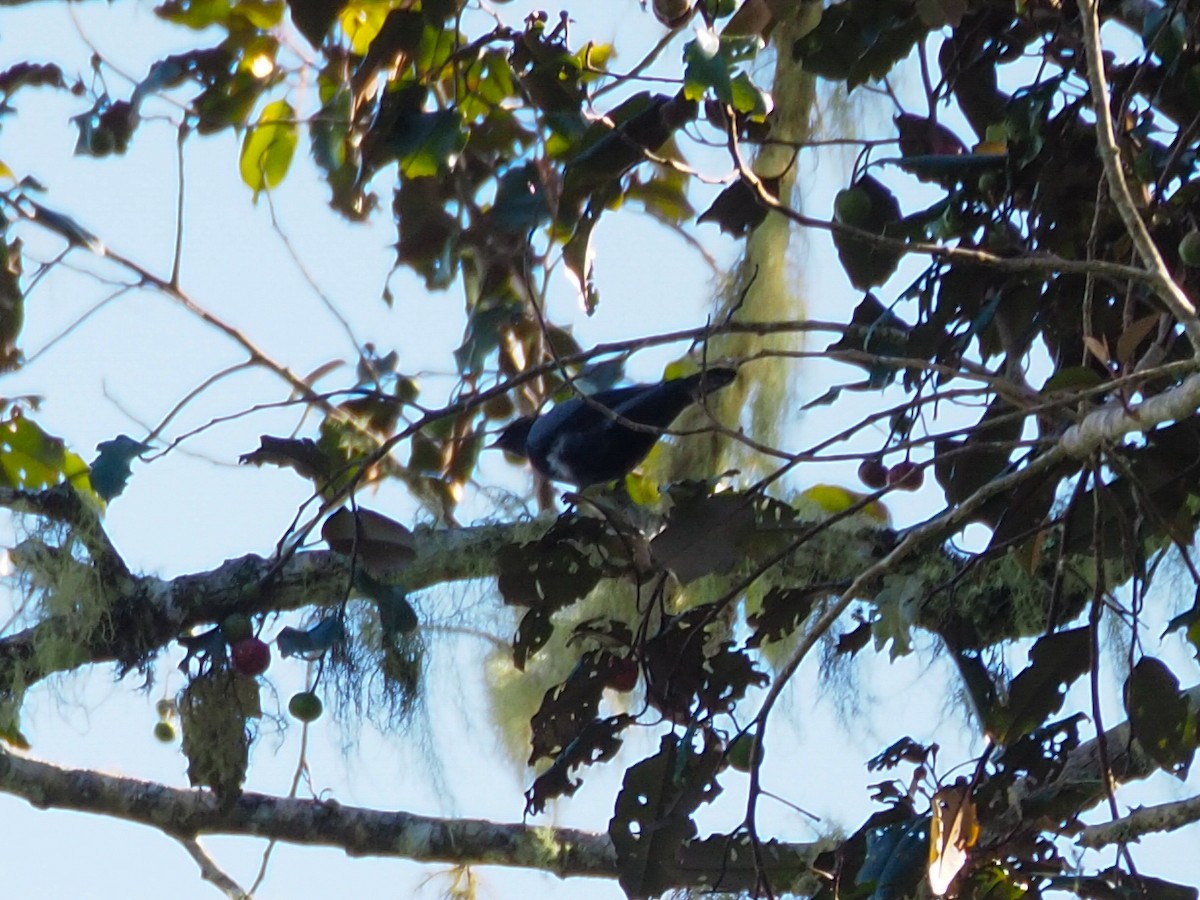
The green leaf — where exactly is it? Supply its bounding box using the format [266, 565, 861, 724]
[0, 413, 95, 498]
[1124, 657, 1197, 778]
[871, 573, 924, 660]
[563, 205, 601, 314]
[338, 0, 390, 53]
[487, 163, 549, 233]
[832, 175, 903, 289]
[610, 734, 724, 898]
[730, 71, 771, 117]
[156, 0, 233, 29]
[0, 230, 24, 372]
[995, 627, 1090, 745]
[683, 32, 733, 103]
[286, 0, 344, 46]
[394, 109, 466, 178]
[239, 99, 298, 198]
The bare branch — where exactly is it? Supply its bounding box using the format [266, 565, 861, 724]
[1075, 0, 1200, 351]
[1060, 371, 1200, 456]
[1078, 794, 1200, 849]
[0, 746, 619, 879]
[176, 836, 251, 900]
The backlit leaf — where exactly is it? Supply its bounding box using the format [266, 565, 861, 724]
[239, 99, 298, 198]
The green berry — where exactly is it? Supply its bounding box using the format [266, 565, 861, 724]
[153, 721, 176, 743]
[1179, 231, 1200, 266]
[834, 187, 872, 226]
[288, 691, 323, 722]
[221, 613, 253, 644]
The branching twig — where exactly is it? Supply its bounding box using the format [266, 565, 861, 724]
[175, 836, 250, 900]
[1075, 0, 1200, 351]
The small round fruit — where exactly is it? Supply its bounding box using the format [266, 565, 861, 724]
[834, 187, 872, 225]
[887, 461, 924, 491]
[155, 699, 176, 720]
[858, 458, 889, 490]
[977, 171, 1003, 196]
[482, 394, 515, 420]
[728, 731, 764, 772]
[1179, 230, 1200, 266]
[230, 637, 271, 677]
[153, 721, 176, 743]
[607, 658, 639, 693]
[288, 691, 323, 723]
[221, 613, 253, 644]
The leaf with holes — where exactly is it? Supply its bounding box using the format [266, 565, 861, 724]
[650, 488, 756, 583]
[525, 714, 633, 815]
[994, 627, 1090, 745]
[609, 734, 723, 898]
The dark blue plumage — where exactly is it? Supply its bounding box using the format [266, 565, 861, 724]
[492, 367, 736, 486]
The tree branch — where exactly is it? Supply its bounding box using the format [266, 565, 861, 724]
[1077, 794, 1200, 849]
[0, 519, 550, 693]
[0, 745, 619, 879]
[176, 836, 251, 900]
[990, 684, 1200, 843]
[0, 684, 1190, 888]
[1075, 0, 1200, 351]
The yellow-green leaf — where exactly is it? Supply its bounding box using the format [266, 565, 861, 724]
[339, 0, 392, 55]
[800, 483, 890, 524]
[0, 413, 95, 500]
[239, 99, 298, 198]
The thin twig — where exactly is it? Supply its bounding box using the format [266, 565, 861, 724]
[1075, 0, 1200, 351]
[175, 836, 250, 900]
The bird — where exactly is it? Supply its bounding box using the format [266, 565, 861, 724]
[491, 367, 737, 487]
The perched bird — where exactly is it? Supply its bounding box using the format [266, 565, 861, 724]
[491, 367, 737, 487]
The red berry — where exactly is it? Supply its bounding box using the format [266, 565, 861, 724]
[230, 637, 271, 677]
[607, 658, 639, 692]
[887, 461, 924, 491]
[858, 458, 889, 489]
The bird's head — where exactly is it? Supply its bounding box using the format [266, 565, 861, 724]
[489, 416, 536, 458]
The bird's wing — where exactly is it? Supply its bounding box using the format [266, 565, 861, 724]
[525, 386, 646, 450]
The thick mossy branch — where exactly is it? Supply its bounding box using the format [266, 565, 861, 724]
[0, 492, 1087, 700]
